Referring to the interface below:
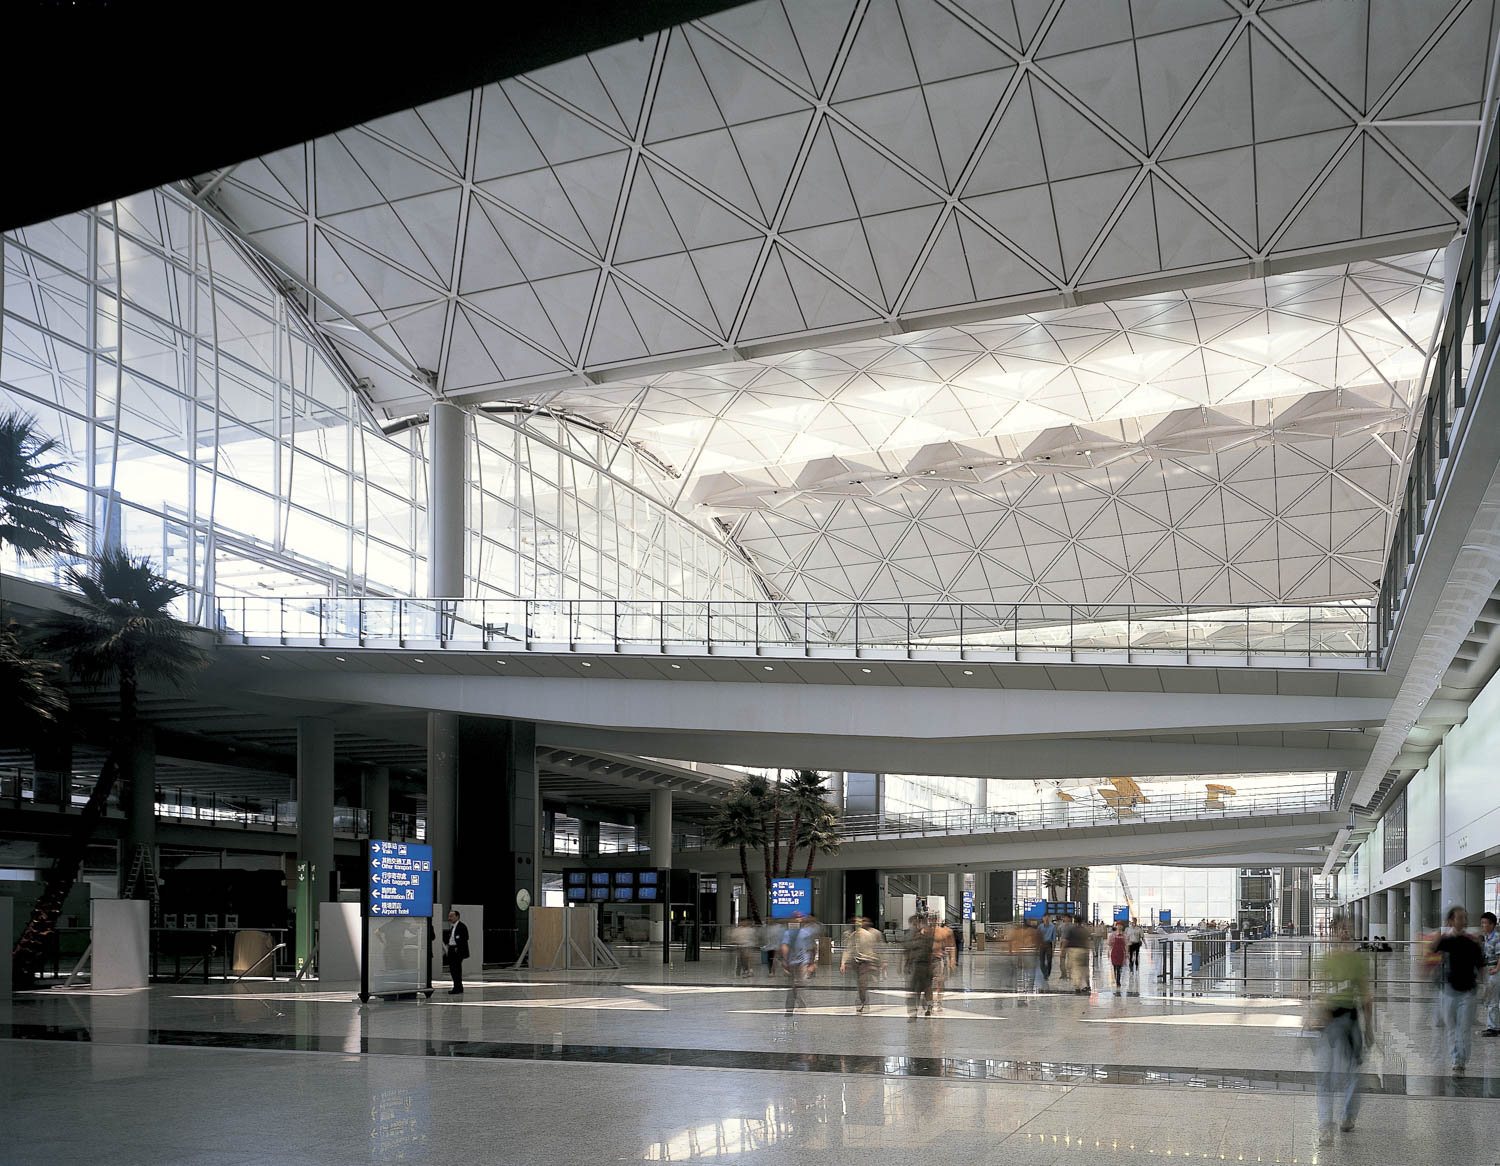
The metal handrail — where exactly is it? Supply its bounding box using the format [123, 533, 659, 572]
[1375, 99, 1500, 661]
[674, 787, 1340, 849]
[214, 596, 1377, 666]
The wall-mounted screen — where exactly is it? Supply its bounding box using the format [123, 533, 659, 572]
[566, 886, 586, 901]
[567, 872, 587, 886]
[615, 888, 636, 901]
[613, 871, 636, 885]
[590, 872, 611, 886]
[637, 886, 659, 901]
[638, 871, 659, 885]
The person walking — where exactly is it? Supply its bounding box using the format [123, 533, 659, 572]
[1311, 915, 1372, 1147]
[1125, 919, 1144, 971]
[1107, 922, 1129, 992]
[903, 915, 936, 1017]
[1431, 905, 1485, 1074]
[931, 915, 957, 1012]
[1038, 915, 1056, 983]
[443, 909, 469, 995]
[1479, 911, 1500, 1037]
[1063, 915, 1091, 993]
[780, 912, 819, 1014]
[730, 919, 759, 977]
[840, 916, 885, 1013]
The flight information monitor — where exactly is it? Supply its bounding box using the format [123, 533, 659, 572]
[561, 867, 672, 902]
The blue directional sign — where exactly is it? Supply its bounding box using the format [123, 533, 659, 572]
[769, 877, 812, 918]
[962, 890, 975, 920]
[1113, 905, 1131, 923]
[368, 841, 434, 917]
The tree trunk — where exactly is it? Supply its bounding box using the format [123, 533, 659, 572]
[783, 809, 802, 876]
[803, 846, 817, 878]
[739, 845, 761, 925]
[769, 777, 783, 880]
[12, 750, 122, 983]
[12, 655, 140, 984]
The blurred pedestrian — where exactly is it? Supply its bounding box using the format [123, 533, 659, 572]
[1107, 921, 1128, 992]
[931, 914, 956, 1012]
[781, 911, 820, 1014]
[1311, 915, 1372, 1147]
[1062, 915, 1091, 993]
[730, 918, 758, 977]
[903, 914, 935, 1017]
[1432, 905, 1485, 1075]
[1480, 911, 1499, 1037]
[840, 916, 884, 1013]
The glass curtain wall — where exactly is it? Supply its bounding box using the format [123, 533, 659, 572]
[2, 188, 764, 616]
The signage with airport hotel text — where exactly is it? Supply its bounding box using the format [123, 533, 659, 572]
[368, 841, 434, 917]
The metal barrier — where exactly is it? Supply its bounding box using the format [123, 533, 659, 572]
[216, 596, 1376, 667]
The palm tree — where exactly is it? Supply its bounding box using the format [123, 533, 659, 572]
[0, 411, 80, 590]
[781, 769, 827, 875]
[706, 786, 767, 924]
[797, 815, 841, 878]
[1044, 867, 1068, 900]
[12, 551, 208, 983]
[743, 774, 776, 911]
[0, 613, 68, 733]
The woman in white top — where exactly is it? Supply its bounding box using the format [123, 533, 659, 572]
[1125, 921, 1144, 971]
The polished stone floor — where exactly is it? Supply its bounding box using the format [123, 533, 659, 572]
[4, 944, 1495, 1165]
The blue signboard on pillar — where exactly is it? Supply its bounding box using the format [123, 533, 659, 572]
[1023, 898, 1045, 921]
[368, 841, 434, 917]
[1159, 909, 1172, 925]
[1113, 905, 1130, 923]
[769, 877, 812, 918]
[962, 890, 974, 920]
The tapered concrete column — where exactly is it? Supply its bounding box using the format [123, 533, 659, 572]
[823, 868, 845, 923]
[1440, 865, 1468, 919]
[827, 771, 844, 812]
[366, 766, 390, 841]
[650, 789, 672, 927]
[296, 716, 336, 902]
[427, 712, 458, 911]
[427, 401, 465, 598]
[1370, 892, 1388, 930]
[1410, 878, 1431, 937]
[1465, 868, 1485, 919]
[122, 724, 156, 897]
[1384, 888, 1400, 940]
[580, 819, 600, 857]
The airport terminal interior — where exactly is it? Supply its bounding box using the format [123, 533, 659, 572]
[6, 0, 1500, 1161]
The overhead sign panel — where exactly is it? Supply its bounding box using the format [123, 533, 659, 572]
[769, 877, 812, 918]
[368, 841, 434, 917]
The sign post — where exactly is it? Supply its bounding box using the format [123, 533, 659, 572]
[361, 840, 435, 1002]
[294, 861, 313, 975]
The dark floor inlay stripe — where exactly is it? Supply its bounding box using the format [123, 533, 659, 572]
[4, 1023, 1497, 1098]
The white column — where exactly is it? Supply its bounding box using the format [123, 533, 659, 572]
[426, 401, 465, 598]
[1410, 878, 1430, 937]
[427, 713, 457, 912]
[1386, 887, 1402, 941]
[1441, 865, 1467, 921]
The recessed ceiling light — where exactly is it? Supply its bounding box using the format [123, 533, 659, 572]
[763, 665, 774, 671]
[963, 669, 974, 675]
[861, 667, 872, 673]
[260, 654, 270, 661]
[413, 658, 423, 663]
[670, 663, 681, 669]
[495, 659, 506, 665]
[581, 661, 592, 667]
[334, 656, 345, 662]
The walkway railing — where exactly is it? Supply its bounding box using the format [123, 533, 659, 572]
[216, 596, 1376, 666]
[675, 787, 1340, 849]
[1376, 94, 1500, 660]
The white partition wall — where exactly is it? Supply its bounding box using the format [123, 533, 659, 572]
[319, 902, 362, 983]
[92, 900, 149, 990]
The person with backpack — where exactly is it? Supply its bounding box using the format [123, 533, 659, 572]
[1107, 921, 1129, 992]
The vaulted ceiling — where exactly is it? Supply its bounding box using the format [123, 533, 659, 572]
[189, 0, 1496, 605]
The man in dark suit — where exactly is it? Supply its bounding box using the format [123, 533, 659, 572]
[444, 909, 470, 994]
